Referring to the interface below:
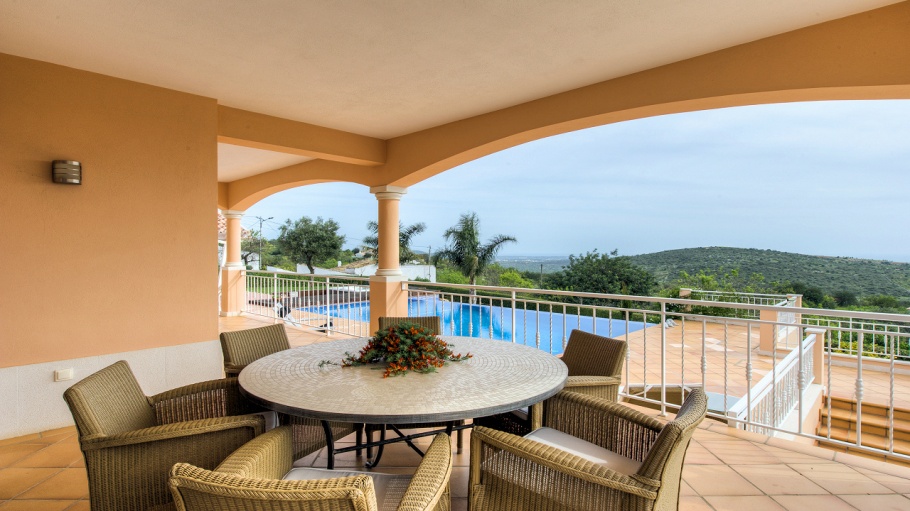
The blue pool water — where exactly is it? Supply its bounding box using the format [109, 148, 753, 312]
[304, 296, 652, 355]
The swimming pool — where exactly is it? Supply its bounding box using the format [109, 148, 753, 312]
[303, 296, 652, 355]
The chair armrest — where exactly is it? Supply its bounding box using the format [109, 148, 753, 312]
[543, 391, 663, 461]
[224, 364, 245, 378]
[564, 375, 621, 388]
[170, 463, 378, 509]
[150, 377, 251, 422]
[215, 425, 294, 480]
[471, 427, 657, 500]
[398, 434, 453, 511]
[80, 414, 264, 451]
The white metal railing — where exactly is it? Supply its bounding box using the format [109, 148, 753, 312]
[244, 270, 372, 337]
[727, 333, 816, 436]
[403, 280, 910, 461]
[238, 271, 910, 461]
[804, 315, 910, 361]
[681, 288, 797, 320]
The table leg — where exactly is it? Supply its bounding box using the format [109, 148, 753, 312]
[320, 420, 336, 470]
[365, 425, 386, 468]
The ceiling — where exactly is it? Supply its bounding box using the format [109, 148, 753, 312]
[1, 0, 899, 181]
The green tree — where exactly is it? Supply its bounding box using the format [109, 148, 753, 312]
[499, 269, 535, 289]
[833, 289, 858, 307]
[432, 212, 516, 293]
[550, 249, 655, 298]
[241, 230, 275, 269]
[363, 221, 427, 264]
[276, 216, 345, 273]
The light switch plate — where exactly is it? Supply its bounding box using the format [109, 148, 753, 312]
[54, 368, 74, 382]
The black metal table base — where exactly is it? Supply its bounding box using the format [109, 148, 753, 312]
[321, 420, 470, 469]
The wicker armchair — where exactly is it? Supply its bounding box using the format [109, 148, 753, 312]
[369, 316, 464, 454]
[219, 324, 360, 459]
[469, 388, 707, 511]
[475, 329, 627, 435]
[219, 323, 291, 377]
[169, 425, 453, 511]
[63, 360, 265, 511]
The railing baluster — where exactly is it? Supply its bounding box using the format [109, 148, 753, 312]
[856, 331, 864, 447]
[660, 303, 667, 417]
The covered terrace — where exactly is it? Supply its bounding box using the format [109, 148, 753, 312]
[2, 1, 910, 509]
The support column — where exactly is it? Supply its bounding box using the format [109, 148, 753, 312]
[220, 210, 246, 317]
[369, 186, 408, 333]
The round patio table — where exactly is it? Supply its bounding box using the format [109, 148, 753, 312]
[239, 336, 568, 468]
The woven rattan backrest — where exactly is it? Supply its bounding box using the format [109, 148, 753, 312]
[635, 388, 707, 508]
[169, 462, 379, 511]
[560, 329, 627, 377]
[378, 316, 442, 335]
[63, 360, 156, 438]
[219, 324, 291, 368]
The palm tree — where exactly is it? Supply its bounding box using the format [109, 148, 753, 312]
[363, 220, 427, 264]
[433, 212, 516, 294]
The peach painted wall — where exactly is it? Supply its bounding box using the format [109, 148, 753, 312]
[0, 53, 218, 368]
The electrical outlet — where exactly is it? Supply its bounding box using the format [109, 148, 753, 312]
[54, 368, 74, 382]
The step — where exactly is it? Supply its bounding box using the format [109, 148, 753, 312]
[816, 425, 910, 455]
[819, 408, 910, 437]
[825, 396, 910, 422]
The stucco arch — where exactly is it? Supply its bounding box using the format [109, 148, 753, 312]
[221, 1, 910, 210]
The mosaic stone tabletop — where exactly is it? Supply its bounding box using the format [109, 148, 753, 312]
[239, 337, 568, 424]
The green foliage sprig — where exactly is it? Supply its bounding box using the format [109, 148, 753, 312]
[342, 321, 471, 377]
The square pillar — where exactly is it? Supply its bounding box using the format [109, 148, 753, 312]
[220, 210, 246, 316]
[369, 275, 409, 333]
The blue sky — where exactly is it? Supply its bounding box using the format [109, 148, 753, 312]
[244, 100, 910, 263]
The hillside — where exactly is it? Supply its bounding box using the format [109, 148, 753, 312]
[628, 247, 910, 298]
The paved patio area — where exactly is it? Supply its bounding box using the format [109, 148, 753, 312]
[3, 314, 907, 510]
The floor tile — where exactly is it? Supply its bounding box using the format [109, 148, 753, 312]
[704, 495, 787, 511]
[63, 501, 90, 511]
[790, 463, 892, 494]
[680, 480, 697, 496]
[682, 465, 763, 496]
[731, 464, 828, 495]
[0, 468, 60, 499]
[0, 434, 40, 448]
[17, 468, 89, 500]
[838, 494, 910, 510]
[12, 443, 82, 468]
[855, 467, 910, 493]
[0, 500, 75, 510]
[771, 495, 858, 511]
[700, 441, 781, 465]
[451, 497, 467, 511]
[0, 444, 46, 468]
[450, 466, 468, 498]
[679, 496, 714, 510]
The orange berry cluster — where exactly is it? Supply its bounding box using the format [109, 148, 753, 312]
[342, 322, 471, 377]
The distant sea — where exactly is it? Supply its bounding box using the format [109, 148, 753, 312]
[497, 255, 568, 274]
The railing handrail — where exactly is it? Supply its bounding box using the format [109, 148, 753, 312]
[684, 288, 796, 300]
[406, 280, 910, 323]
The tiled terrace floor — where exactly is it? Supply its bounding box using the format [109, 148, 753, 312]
[4, 409, 910, 510]
[3, 314, 908, 510]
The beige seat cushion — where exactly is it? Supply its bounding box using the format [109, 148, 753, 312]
[524, 427, 642, 475]
[252, 411, 280, 431]
[283, 467, 411, 511]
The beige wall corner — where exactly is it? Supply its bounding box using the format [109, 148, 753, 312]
[0, 53, 218, 368]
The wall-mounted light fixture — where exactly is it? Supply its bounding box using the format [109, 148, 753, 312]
[52, 160, 82, 185]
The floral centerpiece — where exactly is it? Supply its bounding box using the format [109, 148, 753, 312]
[340, 321, 472, 377]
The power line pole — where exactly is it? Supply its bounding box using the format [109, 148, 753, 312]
[254, 216, 273, 270]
